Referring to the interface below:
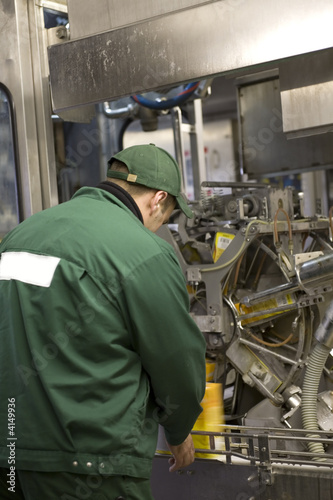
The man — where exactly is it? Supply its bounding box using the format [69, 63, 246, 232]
[0, 144, 206, 500]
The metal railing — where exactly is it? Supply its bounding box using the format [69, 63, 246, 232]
[191, 425, 333, 469]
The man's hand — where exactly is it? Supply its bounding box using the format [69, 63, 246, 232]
[166, 433, 195, 472]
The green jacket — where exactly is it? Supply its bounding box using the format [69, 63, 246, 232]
[0, 187, 206, 479]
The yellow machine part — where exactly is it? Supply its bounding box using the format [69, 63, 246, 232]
[235, 294, 295, 325]
[213, 232, 235, 262]
[192, 359, 225, 459]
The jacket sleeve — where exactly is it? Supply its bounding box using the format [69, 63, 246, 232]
[121, 250, 207, 446]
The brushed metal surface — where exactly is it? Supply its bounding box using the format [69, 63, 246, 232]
[49, 0, 333, 112]
[0, 0, 43, 217]
[280, 49, 333, 137]
[238, 76, 333, 177]
[67, 0, 212, 39]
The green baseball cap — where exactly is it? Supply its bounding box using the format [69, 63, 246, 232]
[107, 143, 193, 218]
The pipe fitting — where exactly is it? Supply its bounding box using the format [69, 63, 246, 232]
[315, 300, 333, 348]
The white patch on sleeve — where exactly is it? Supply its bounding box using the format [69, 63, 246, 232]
[0, 251, 60, 287]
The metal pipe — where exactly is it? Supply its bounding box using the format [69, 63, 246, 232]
[171, 107, 186, 192]
[240, 281, 298, 306]
[242, 251, 333, 306]
[201, 182, 268, 189]
[315, 300, 333, 348]
[247, 372, 284, 405]
[297, 252, 333, 294]
[103, 101, 139, 119]
[238, 338, 298, 365]
[238, 302, 297, 321]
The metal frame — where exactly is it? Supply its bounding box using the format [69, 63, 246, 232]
[37, 0, 67, 14]
[152, 425, 333, 500]
[191, 425, 333, 469]
[0, 0, 59, 220]
[28, 0, 59, 209]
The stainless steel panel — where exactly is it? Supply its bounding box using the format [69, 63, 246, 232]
[238, 76, 333, 178]
[265, 467, 333, 500]
[0, 0, 59, 217]
[280, 49, 333, 137]
[67, 0, 214, 39]
[28, 0, 59, 209]
[49, 0, 333, 112]
[1, 0, 43, 218]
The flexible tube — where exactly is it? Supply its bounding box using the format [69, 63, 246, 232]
[131, 82, 200, 110]
[273, 207, 292, 242]
[301, 342, 330, 459]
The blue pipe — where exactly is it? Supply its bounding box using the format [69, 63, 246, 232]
[131, 82, 200, 110]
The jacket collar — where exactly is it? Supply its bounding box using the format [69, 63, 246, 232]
[96, 181, 143, 223]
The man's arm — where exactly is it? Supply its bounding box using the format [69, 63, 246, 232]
[121, 250, 207, 447]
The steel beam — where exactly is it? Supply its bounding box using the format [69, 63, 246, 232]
[48, 0, 333, 112]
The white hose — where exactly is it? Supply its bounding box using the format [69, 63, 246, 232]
[301, 342, 330, 459]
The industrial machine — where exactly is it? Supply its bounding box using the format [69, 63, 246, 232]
[154, 182, 333, 499]
[3, 0, 333, 498]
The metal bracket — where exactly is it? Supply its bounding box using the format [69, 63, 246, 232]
[259, 468, 273, 487]
[298, 294, 325, 308]
[258, 435, 273, 487]
[258, 435, 270, 465]
[192, 314, 222, 333]
[187, 267, 202, 284]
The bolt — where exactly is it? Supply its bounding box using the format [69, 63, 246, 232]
[261, 447, 266, 452]
[56, 27, 67, 39]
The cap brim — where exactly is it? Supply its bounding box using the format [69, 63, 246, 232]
[176, 193, 194, 218]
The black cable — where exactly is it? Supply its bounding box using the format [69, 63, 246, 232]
[117, 118, 133, 152]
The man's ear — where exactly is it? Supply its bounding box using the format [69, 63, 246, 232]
[149, 191, 168, 213]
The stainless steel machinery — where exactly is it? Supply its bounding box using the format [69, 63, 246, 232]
[154, 182, 333, 499]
